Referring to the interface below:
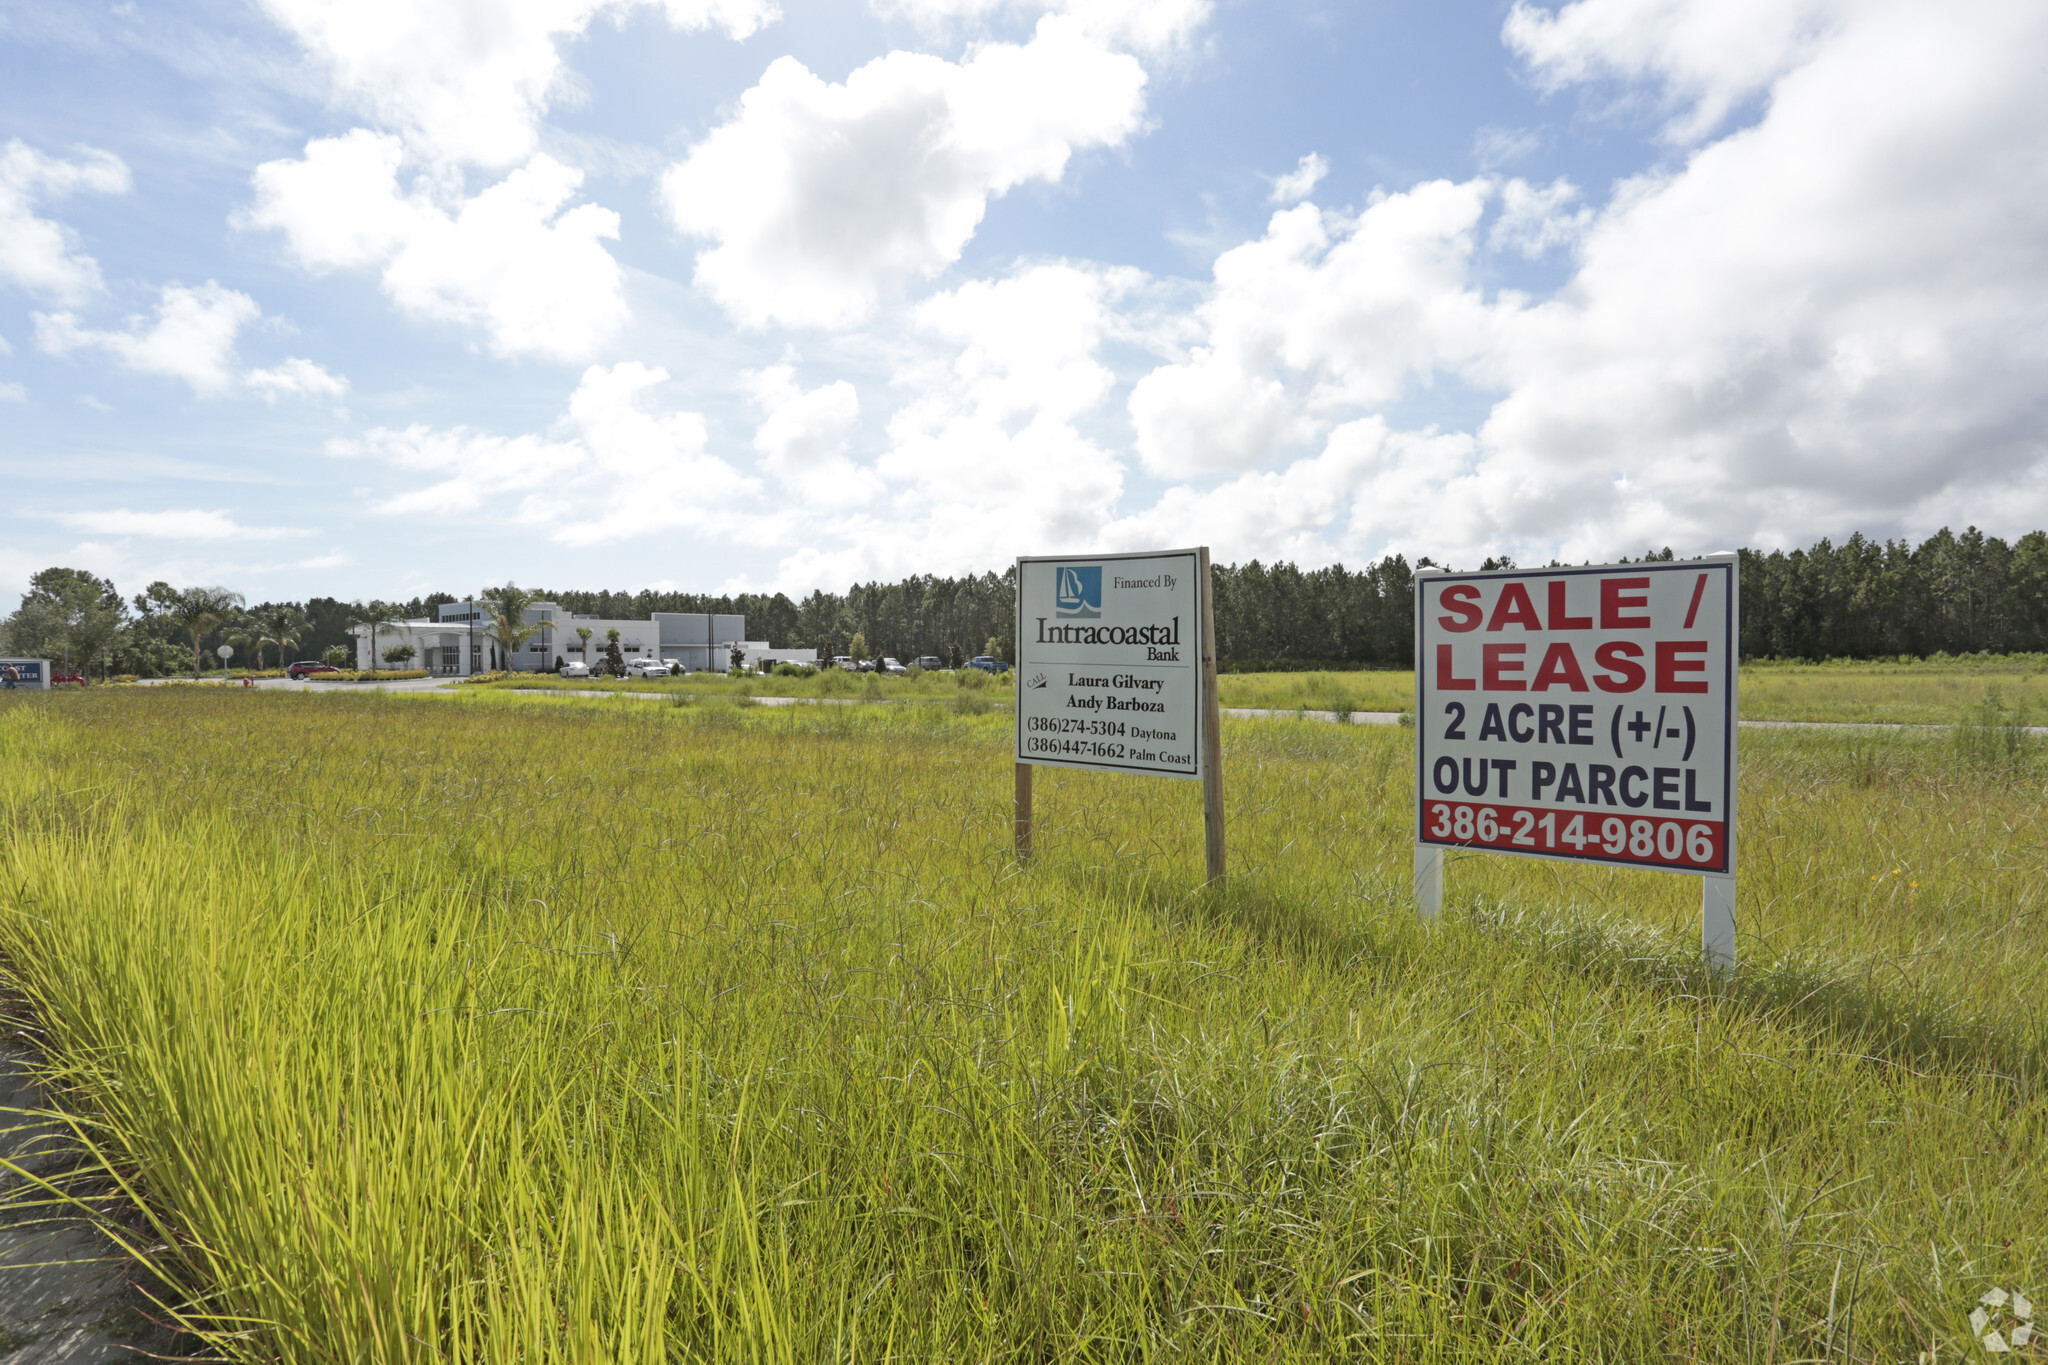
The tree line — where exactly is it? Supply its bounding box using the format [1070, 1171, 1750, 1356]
[6, 527, 2046, 679]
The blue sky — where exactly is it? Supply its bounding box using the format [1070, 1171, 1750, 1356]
[4, 0, 2045, 607]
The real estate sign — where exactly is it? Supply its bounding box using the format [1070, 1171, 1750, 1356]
[1015, 550, 1207, 780]
[1415, 559, 1738, 877]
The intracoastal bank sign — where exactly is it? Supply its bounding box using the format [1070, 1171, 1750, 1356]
[1016, 550, 1205, 779]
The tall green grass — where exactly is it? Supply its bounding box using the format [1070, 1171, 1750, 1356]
[0, 690, 2041, 1361]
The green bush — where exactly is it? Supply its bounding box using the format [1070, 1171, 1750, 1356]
[310, 669, 432, 683]
[1951, 687, 2037, 768]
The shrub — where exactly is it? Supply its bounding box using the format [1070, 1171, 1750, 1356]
[1952, 687, 2037, 769]
[309, 669, 431, 683]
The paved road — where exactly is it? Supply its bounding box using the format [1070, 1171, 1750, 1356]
[134, 675, 456, 694]
[120, 681, 2048, 735]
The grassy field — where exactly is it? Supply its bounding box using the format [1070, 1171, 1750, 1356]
[0, 688, 2043, 1362]
[486, 657, 2048, 728]
[475, 666, 1014, 705]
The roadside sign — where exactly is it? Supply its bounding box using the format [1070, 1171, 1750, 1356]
[1014, 548, 1226, 881]
[0, 659, 51, 691]
[1412, 558, 1739, 963]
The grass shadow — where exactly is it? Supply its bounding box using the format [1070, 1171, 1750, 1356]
[1466, 899, 2045, 1099]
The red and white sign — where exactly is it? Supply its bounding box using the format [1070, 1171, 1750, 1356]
[1414, 559, 1737, 875]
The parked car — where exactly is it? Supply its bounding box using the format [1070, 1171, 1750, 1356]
[912, 656, 945, 672]
[965, 655, 1011, 673]
[879, 657, 908, 676]
[832, 656, 858, 671]
[287, 660, 340, 679]
[627, 658, 676, 678]
[559, 660, 591, 678]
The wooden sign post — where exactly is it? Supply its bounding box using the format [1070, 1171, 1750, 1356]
[1013, 547, 1225, 884]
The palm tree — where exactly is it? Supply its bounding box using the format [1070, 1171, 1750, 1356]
[226, 616, 266, 672]
[257, 605, 308, 671]
[479, 584, 546, 674]
[158, 586, 246, 678]
[575, 626, 592, 664]
[347, 604, 406, 674]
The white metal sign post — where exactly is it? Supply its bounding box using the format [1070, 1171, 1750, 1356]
[1014, 547, 1226, 883]
[1413, 558, 1739, 966]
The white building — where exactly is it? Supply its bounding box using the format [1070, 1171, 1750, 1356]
[353, 602, 815, 675]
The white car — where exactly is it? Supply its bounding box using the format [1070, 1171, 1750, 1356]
[559, 661, 591, 678]
[879, 657, 908, 676]
[627, 658, 677, 678]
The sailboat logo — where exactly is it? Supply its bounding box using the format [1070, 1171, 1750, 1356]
[1055, 566, 1101, 618]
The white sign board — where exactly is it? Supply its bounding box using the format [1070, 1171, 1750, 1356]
[1415, 559, 1737, 876]
[1015, 549, 1205, 781]
[0, 659, 51, 690]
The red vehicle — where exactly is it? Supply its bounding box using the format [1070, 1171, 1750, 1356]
[287, 660, 342, 679]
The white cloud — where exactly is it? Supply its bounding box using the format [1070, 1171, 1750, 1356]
[746, 365, 876, 504]
[257, 0, 780, 168]
[1476, 0, 2048, 556]
[1128, 183, 1510, 477]
[0, 382, 25, 403]
[1503, 0, 1842, 143]
[1114, 0, 2048, 568]
[244, 356, 350, 401]
[1268, 152, 1326, 206]
[661, 17, 1147, 328]
[873, 0, 1211, 56]
[1105, 418, 1484, 565]
[51, 508, 303, 541]
[333, 422, 584, 515]
[550, 361, 759, 543]
[246, 132, 627, 361]
[34, 281, 347, 400]
[332, 263, 1140, 588]
[335, 362, 757, 543]
[37, 282, 257, 395]
[803, 261, 1135, 581]
[1489, 177, 1591, 258]
[1472, 124, 1545, 170]
[242, 130, 415, 271]
[0, 140, 131, 303]
[245, 0, 790, 361]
